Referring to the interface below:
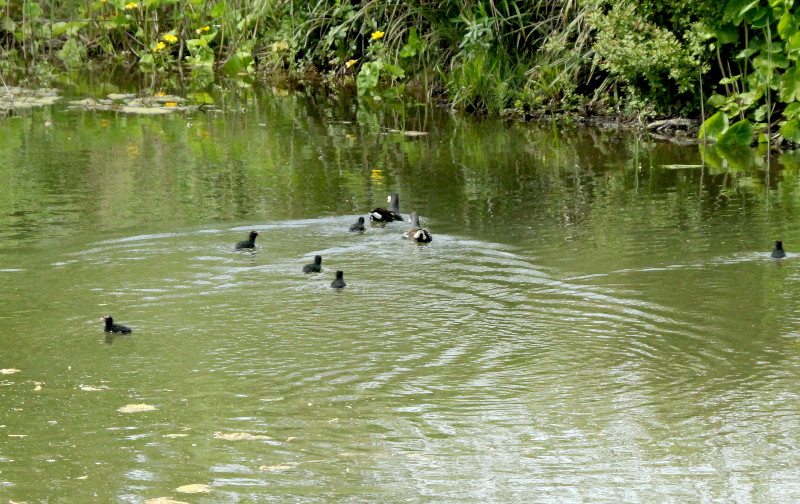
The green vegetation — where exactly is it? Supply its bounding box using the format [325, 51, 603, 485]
[0, 0, 799, 146]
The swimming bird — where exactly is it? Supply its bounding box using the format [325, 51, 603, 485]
[331, 270, 346, 289]
[349, 216, 366, 233]
[402, 212, 432, 243]
[101, 316, 132, 334]
[370, 192, 403, 223]
[303, 255, 323, 273]
[235, 231, 260, 250]
[772, 240, 786, 258]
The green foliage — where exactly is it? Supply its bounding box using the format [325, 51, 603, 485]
[718, 119, 755, 146]
[9, 0, 800, 132]
[699, 111, 755, 146]
[699, 111, 729, 140]
[705, 0, 800, 146]
[584, 0, 712, 115]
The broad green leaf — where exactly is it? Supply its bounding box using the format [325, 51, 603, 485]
[707, 93, 727, 109]
[781, 118, 800, 142]
[699, 111, 729, 140]
[717, 119, 754, 146]
[778, 11, 797, 40]
[57, 38, 86, 70]
[724, 0, 753, 24]
[383, 64, 405, 79]
[210, 2, 225, 17]
[780, 65, 800, 102]
[789, 32, 800, 57]
[753, 51, 790, 75]
[784, 102, 800, 118]
[23, 2, 43, 18]
[745, 7, 768, 27]
[113, 14, 130, 27]
[192, 92, 214, 104]
[356, 61, 381, 96]
[715, 24, 740, 44]
[221, 51, 253, 76]
[400, 27, 424, 58]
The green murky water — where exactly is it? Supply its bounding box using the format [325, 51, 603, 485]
[3, 89, 800, 503]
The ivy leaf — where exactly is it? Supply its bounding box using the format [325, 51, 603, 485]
[717, 119, 754, 146]
[699, 111, 729, 140]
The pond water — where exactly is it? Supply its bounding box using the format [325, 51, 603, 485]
[2, 89, 800, 503]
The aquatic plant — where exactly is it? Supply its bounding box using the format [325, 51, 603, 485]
[700, 0, 800, 147]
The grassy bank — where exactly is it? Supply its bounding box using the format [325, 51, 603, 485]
[1, 0, 799, 146]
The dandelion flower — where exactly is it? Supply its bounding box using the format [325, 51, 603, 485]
[153, 41, 166, 52]
[346, 59, 357, 68]
[165, 102, 178, 107]
[196, 25, 210, 34]
[155, 91, 166, 96]
[162, 34, 178, 44]
[371, 31, 385, 40]
[125, 2, 138, 8]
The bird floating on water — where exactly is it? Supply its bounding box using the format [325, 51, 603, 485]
[101, 316, 132, 334]
[303, 255, 323, 273]
[235, 231, 260, 250]
[331, 270, 346, 289]
[402, 212, 432, 243]
[772, 240, 786, 258]
[349, 216, 366, 233]
[370, 192, 403, 223]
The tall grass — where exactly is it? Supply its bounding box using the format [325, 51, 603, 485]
[0, 0, 712, 119]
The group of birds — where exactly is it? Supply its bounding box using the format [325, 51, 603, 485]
[101, 192, 431, 334]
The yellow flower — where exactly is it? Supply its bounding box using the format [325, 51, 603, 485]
[153, 41, 166, 52]
[195, 25, 210, 34]
[162, 34, 178, 44]
[165, 102, 178, 107]
[371, 30, 385, 40]
[346, 59, 357, 68]
[155, 91, 166, 96]
[125, 2, 137, 9]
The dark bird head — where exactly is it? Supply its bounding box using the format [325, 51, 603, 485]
[314, 255, 322, 265]
[249, 231, 261, 240]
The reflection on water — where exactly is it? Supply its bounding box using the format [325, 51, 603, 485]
[2, 92, 800, 503]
